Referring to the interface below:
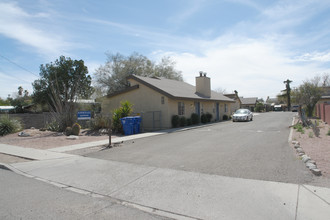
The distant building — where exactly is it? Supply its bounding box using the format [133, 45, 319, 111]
[240, 97, 258, 112]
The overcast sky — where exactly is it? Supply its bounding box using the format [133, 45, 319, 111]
[1, 0, 330, 100]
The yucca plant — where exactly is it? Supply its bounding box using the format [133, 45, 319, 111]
[0, 115, 22, 136]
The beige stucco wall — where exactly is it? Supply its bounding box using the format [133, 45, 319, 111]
[229, 100, 241, 115]
[102, 79, 170, 131]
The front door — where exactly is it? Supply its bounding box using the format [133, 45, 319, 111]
[195, 102, 200, 116]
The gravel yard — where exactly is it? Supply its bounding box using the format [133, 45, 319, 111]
[292, 118, 330, 178]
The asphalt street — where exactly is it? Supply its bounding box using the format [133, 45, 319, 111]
[87, 112, 315, 185]
[0, 169, 169, 220]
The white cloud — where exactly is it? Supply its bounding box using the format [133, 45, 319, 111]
[153, 37, 330, 100]
[0, 2, 71, 57]
[294, 52, 330, 62]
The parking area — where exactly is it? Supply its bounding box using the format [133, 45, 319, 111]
[86, 112, 320, 185]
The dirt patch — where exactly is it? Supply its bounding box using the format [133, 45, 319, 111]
[0, 128, 121, 150]
[292, 118, 330, 178]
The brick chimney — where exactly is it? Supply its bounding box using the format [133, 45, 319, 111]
[196, 71, 211, 98]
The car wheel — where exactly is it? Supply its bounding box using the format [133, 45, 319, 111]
[251, 117, 253, 121]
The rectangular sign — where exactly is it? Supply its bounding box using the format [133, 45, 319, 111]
[77, 111, 91, 120]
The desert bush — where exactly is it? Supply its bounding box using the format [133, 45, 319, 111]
[71, 123, 81, 135]
[46, 120, 61, 132]
[90, 114, 109, 130]
[191, 113, 200, 125]
[293, 123, 304, 133]
[0, 115, 22, 136]
[171, 115, 180, 128]
[179, 116, 186, 127]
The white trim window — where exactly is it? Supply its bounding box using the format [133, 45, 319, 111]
[178, 102, 185, 115]
[225, 104, 228, 113]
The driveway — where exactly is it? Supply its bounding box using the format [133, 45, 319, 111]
[87, 112, 315, 185]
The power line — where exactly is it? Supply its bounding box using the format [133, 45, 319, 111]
[0, 53, 39, 77]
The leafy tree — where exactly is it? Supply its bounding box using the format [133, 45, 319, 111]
[94, 52, 183, 95]
[255, 102, 265, 112]
[33, 56, 93, 105]
[0, 97, 10, 106]
[32, 56, 94, 130]
[292, 77, 322, 117]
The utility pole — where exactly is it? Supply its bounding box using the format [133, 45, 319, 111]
[283, 79, 292, 111]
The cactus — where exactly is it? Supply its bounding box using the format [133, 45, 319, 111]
[71, 123, 81, 136]
[65, 127, 72, 136]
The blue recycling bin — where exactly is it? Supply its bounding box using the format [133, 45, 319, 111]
[120, 117, 134, 135]
[133, 116, 142, 134]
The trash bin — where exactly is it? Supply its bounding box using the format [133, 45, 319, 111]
[133, 116, 142, 134]
[120, 117, 134, 135]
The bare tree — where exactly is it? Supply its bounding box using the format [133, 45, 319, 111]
[292, 76, 322, 117]
[94, 52, 183, 95]
[214, 87, 227, 94]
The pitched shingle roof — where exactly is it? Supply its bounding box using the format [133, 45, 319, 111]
[240, 97, 258, 105]
[127, 75, 234, 102]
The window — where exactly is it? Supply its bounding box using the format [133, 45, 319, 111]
[161, 96, 165, 104]
[178, 102, 185, 115]
[225, 104, 228, 113]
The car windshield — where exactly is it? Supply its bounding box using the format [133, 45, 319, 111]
[235, 109, 248, 114]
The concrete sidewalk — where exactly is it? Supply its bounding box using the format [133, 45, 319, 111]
[5, 156, 330, 220]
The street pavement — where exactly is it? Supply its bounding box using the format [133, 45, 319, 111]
[0, 169, 169, 220]
[86, 112, 316, 185]
[1, 112, 330, 219]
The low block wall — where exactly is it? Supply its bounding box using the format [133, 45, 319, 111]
[8, 113, 52, 129]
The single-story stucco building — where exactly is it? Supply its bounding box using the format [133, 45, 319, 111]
[102, 73, 235, 131]
[240, 97, 258, 112]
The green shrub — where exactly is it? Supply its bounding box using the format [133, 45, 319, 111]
[65, 127, 72, 136]
[327, 129, 330, 136]
[112, 101, 133, 133]
[172, 115, 180, 128]
[255, 102, 264, 112]
[179, 116, 186, 127]
[206, 113, 212, 122]
[191, 113, 200, 124]
[186, 118, 192, 126]
[71, 123, 81, 135]
[223, 114, 229, 120]
[0, 115, 22, 136]
[201, 114, 207, 124]
[293, 123, 304, 133]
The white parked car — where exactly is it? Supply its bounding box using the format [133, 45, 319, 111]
[232, 109, 253, 122]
